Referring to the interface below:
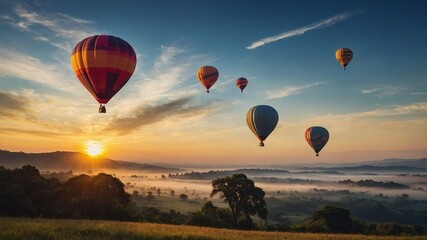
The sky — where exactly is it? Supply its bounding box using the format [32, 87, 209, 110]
[0, 0, 426, 166]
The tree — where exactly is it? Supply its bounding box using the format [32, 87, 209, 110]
[310, 206, 353, 233]
[211, 173, 267, 228]
[179, 194, 188, 201]
[147, 191, 155, 201]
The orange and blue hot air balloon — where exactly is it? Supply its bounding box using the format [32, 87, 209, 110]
[246, 105, 279, 147]
[335, 48, 353, 70]
[197, 66, 218, 93]
[71, 35, 137, 113]
[236, 77, 248, 92]
[305, 126, 329, 156]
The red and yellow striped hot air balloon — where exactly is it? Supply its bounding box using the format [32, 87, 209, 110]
[197, 66, 218, 93]
[236, 77, 248, 92]
[335, 48, 353, 70]
[71, 35, 137, 113]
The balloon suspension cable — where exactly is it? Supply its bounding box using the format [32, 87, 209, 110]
[316, 153, 319, 157]
[99, 104, 106, 113]
[259, 141, 264, 147]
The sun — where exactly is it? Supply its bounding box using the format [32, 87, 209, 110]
[86, 141, 103, 157]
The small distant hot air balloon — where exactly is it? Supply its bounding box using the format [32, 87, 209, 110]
[71, 35, 137, 113]
[197, 66, 218, 93]
[246, 105, 279, 147]
[236, 77, 248, 92]
[335, 48, 353, 70]
[305, 126, 329, 156]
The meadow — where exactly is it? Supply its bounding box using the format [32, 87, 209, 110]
[1, 217, 426, 240]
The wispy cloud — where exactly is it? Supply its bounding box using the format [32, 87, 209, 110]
[0, 48, 75, 91]
[317, 102, 427, 121]
[265, 81, 326, 99]
[0, 127, 65, 138]
[246, 10, 364, 50]
[105, 97, 214, 135]
[2, 5, 96, 52]
[0, 91, 33, 118]
[121, 45, 210, 107]
[361, 85, 427, 97]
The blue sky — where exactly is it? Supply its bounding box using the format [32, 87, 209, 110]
[0, 0, 426, 165]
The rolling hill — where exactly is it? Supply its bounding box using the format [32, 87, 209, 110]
[0, 149, 178, 172]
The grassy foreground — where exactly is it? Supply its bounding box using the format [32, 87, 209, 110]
[0, 217, 426, 240]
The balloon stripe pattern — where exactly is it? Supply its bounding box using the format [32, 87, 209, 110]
[335, 48, 353, 70]
[197, 66, 219, 93]
[246, 105, 279, 147]
[236, 77, 248, 92]
[305, 126, 329, 156]
[71, 35, 137, 104]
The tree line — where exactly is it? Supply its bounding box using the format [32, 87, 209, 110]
[0, 165, 424, 236]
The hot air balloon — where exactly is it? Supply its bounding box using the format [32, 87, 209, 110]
[236, 77, 248, 92]
[335, 48, 353, 70]
[197, 66, 218, 93]
[246, 105, 279, 147]
[71, 35, 137, 113]
[305, 126, 329, 156]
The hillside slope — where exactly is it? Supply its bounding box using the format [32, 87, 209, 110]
[1, 217, 425, 240]
[0, 149, 178, 172]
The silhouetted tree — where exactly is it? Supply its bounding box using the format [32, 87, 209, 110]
[147, 191, 155, 201]
[309, 206, 353, 233]
[179, 193, 188, 201]
[58, 173, 131, 220]
[187, 201, 232, 228]
[211, 173, 267, 228]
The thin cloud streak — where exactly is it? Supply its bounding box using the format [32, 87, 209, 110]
[361, 85, 427, 97]
[105, 97, 214, 135]
[361, 86, 407, 96]
[266, 81, 326, 99]
[0, 127, 65, 138]
[246, 10, 364, 50]
[317, 102, 427, 121]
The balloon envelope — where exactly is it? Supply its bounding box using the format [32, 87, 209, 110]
[335, 48, 353, 70]
[197, 66, 218, 93]
[246, 105, 279, 146]
[305, 126, 329, 156]
[236, 77, 248, 92]
[71, 35, 137, 105]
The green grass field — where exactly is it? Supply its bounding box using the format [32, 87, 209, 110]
[1, 217, 426, 240]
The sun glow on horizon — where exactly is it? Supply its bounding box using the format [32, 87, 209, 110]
[86, 141, 103, 157]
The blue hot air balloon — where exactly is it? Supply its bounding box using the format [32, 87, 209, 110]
[246, 105, 279, 147]
[305, 126, 329, 156]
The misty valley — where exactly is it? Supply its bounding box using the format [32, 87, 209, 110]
[1, 150, 427, 237]
[117, 166, 427, 227]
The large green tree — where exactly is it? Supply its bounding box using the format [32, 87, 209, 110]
[211, 173, 267, 228]
[310, 205, 353, 233]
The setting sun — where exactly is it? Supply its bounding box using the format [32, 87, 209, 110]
[86, 141, 103, 157]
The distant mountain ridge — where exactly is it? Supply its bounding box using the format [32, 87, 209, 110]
[0, 149, 178, 172]
[361, 158, 427, 168]
[275, 158, 427, 169]
[298, 165, 427, 172]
